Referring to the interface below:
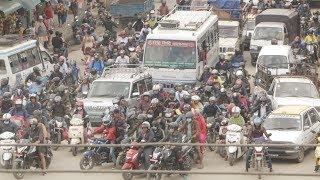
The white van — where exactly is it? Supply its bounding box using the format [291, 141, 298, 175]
[0, 35, 54, 86]
[256, 45, 297, 76]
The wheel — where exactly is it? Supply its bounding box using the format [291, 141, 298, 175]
[255, 160, 261, 171]
[122, 172, 133, 180]
[207, 133, 217, 151]
[52, 133, 61, 151]
[228, 153, 236, 166]
[79, 156, 94, 170]
[12, 161, 24, 179]
[181, 155, 192, 170]
[295, 148, 305, 163]
[116, 152, 126, 169]
[4, 159, 11, 169]
[218, 147, 226, 158]
[147, 164, 162, 180]
[72, 147, 78, 156]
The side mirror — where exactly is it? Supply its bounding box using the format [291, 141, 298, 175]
[267, 91, 273, 96]
[131, 92, 140, 98]
[304, 126, 310, 130]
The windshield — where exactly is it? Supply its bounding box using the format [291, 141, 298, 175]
[252, 27, 284, 40]
[264, 116, 302, 131]
[144, 40, 197, 69]
[257, 55, 288, 69]
[275, 82, 319, 98]
[245, 20, 255, 30]
[88, 81, 130, 98]
[219, 25, 238, 38]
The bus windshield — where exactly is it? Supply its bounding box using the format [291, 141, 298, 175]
[144, 40, 197, 69]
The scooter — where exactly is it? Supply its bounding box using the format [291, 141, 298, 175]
[217, 119, 228, 158]
[226, 124, 247, 166]
[121, 142, 142, 180]
[69, 115, 84, 156]
[0, 132, 15, 169]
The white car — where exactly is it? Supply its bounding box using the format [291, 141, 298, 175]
[266, 76, 320, 110]
[264, 105, 320, 162]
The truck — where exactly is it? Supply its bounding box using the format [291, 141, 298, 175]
[250, 9, 300, 65]
[143, 6, 219, 86]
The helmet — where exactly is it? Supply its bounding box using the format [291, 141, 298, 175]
[54, 96, 62, 103]
[204, 85, 212, 92]
[142, 92, 151, 97]
[102, 115, 112, 126]
[209, 96, 216, 102]
[191, 95, 200, 101]
[211, 69, 218, 74]
[220, 87, 226, 93]
[59, 56, 66, 62]
[253, 117, 263, 126]
[231, 106, 241, 114]
[137, 114, 147, 120]
[152, 84, 161, 91]
[2, 113, 11, 120]
[29, 118, 38, 125]
[3, 92, 11, 99]
[235, 70, 243, 76]
[29, 94, 37, 99]
[141, 121, 151, 129]
[183, 104, 191, 112]
[15, 99, 22, 105]
[151, 98, 159, 105]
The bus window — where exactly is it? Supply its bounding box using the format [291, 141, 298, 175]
[0, 59, 7, 74]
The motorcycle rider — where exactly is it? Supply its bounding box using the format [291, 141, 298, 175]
[203, 96, 220, 119]
[250, 93, 272, 118]
[0, 79, 10, 96]
[73, 101, 87, 118]
[51, 96, 66, 119]
[152, 84, 167, 102]
[230, 49, 244, 66]
[26, 94, 41, 115]
[199, 66, 211, 83]
[52, 31, 66, 56]
[229, 106, 245, 127]
[297, 0, 311, 18]
[164, 90, 179, 108]
[139, 92, 152, 113]
[25, 67, 42, 84]
[305, 29, 318, 44]
[1, 92, 13, 114]
[137, 121, 155, 170]
[245, 117, 272, 172]
[175, 84, 190, 103]
[49, 64, 64, 81]
[28, 76, 44, 94]
[90, 54, 105, 75]
[0, 113, 19, 134]
[151, 119, 165, 142]
[191, 95, 204, 113]
[23, 118, 49, 174]
[9, 99, 28, 120]
[207, 69, 224, 86]
[102, 16, 117, 39]
[158, 0, 169, 16]
[215, 54, 230, 72]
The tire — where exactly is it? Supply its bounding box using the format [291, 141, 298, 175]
[122, 172, 133, 180]
[228, 153, 236, 166]
[207, 133, 217, 151]
[52, 133, 61, 151]
[181, 155, 192, 171]
[79, 156, 94, 170]
[12, 161, 24, 180]
[4, 159, 11, 169]
[255, 160, 261, 171]
[116, 152, 126, 169]
[218, 147, 226, 158]
[72, 147, 78, 156]
[147, 164, 162, 180]
[295, 148, 305, 163]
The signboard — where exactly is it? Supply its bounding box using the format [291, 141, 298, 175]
[147, 40, 196, 48]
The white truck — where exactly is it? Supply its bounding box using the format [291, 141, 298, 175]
[218, 20, 241, 60]
[143, 6, 219, 86]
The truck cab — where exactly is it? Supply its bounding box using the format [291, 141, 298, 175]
[218, 20, 241, 60]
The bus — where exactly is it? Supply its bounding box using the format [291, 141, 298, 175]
[143, 6, 219, 86]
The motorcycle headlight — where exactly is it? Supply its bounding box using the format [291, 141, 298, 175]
[206, 123, 212, 128]
[254, 146, 263, 152]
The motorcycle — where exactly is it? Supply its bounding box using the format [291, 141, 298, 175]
[12, 139, 52, 179]
[49, 117, 68, 151]
[217, 119, 228, 158]
[248, 137, 271, 172]
[69, 115, 85, 156]
[206, 116, 219, 151]
[80, 138, 119, 170]
[226, 124, 247, 166]
[121, 142, 142, 180]
[0, 132, 15, 169]
[306, 42, 318, 63]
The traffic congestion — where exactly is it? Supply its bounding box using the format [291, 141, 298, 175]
[0, 0, 320, 180]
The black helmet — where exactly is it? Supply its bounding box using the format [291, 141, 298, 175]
[3, 92, 11, 99]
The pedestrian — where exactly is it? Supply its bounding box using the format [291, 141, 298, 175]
[44, 1, 54, 29]
[36, 16, 49, 49]
[82, 31, 95, 56]
[56, 0, 68, 27]
[69, 0, 79, 20]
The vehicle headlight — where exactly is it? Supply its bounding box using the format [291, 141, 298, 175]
[227, 47, 235, 52]
[250, 45, 258, 50]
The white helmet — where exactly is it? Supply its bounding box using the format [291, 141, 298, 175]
[209, 96, 216, 102]
[2, 113, 11, 120]
[151, 98, 159, 104]
[231, 106, 241, 114]
[15, 99, 23, 105]
[152, 84, 161, 91]
[191, 95, 201, 101]
[220, 88, 226, 93]
[141, 121, 151, 129]
[235, 70, 243, 76]
[211, 69, 218, 74]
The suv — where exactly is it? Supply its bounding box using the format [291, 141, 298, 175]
[264, 105, 320, 162]
[83, 67, 152, 125]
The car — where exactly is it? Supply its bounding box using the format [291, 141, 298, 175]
[83, 67, 153, 126]
[266, 76, 320, 110]
[264, 105, 320, 162]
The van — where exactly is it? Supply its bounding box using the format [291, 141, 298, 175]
[0, 35, 54, 86]
[256, 45, 297, 76]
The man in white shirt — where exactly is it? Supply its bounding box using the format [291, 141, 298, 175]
[174, 84, 190, 103]
[115, 50, 130, 65]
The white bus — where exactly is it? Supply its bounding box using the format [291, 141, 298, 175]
[143, 6, 219, 85]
